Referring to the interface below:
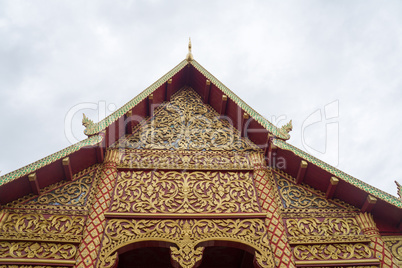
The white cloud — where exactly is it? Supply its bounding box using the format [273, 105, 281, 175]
[0, 0, 401, 197]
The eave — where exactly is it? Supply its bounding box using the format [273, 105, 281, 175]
[273, 138, 402, 233]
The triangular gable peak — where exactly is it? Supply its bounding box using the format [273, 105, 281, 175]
[0, 43, 401, 233]
[113, 87, 259, 152]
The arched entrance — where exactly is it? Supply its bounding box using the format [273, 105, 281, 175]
[99, 218, 274, 268]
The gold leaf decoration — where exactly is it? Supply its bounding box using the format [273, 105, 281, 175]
[275, 173, 340, 209]
[28, 174, 93, 206]
[114, 88, 259, 151]
[286, 217, 365, 244]
[383, 236, 402, 267]
[109, 170, 261, 214]
[118, 149, 253, 170]
[293, 243, 373, 261]
[0, 213, 85, 242]
[98, 218, 274, 268]
[0, 241, 76, 260]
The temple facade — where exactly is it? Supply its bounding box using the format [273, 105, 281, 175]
[0, 43, 401, 268]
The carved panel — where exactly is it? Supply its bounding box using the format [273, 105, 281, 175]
[274, 172, 356, 210]
[99, 218, 274, 268]
[110, 170, 261, 214]
[0, 241, 76, 260]
[3, 165, 100, 215]
[383, 236, 402, 267]
[285, 217, 366, 244]
[293, 243, 373, 261]
[0, 213, 85, 243]
[118, 149, 253, 170]
[114, 88, 259, 151]
[29, 174, 93, 206]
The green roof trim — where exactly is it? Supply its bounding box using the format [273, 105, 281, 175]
[0, 134, 103, 186]
[190, 60, 289, 140]
[84, 60, 188, 135]
[273, 138, 402, 208]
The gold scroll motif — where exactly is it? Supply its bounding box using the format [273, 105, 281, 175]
[275, 173, 342, 209]
[293, 243, 373, 261]
[286, 218, 366, 244]
[114, 88, 259, 151]
[383, 236, 402, 267]
[99, 218, 274, 268]
[28, 174, 93, 206]
[0, 241, 76, 260]
[3, 166, 98, 209]
[0, 213, 85, 243]
[109, 170, 261, 214]
[118, 149, 253, 170]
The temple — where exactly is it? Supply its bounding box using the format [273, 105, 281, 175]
[0, 41, 401, 268]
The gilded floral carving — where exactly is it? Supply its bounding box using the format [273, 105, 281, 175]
[0, 241, 76, 260]
[99, 218, 274, 268]
[293, 243, 373, 261]
[28, 174, 93, 206]
[286, 218, 365, 244]
[383, 236, 402, 266]
[118, 149, 252, 170]
[275, 173, 340, 209]
[0, 213, 85, 243]
[114, 88, 258, 151]
[3, 166, 100, 214]
[110, 170, 261, 214]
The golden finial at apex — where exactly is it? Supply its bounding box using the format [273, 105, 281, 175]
[186, 37, 193, 61]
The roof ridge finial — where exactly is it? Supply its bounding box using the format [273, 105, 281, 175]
[186, 37, 193, 61]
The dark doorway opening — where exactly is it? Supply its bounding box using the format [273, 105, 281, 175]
[116, 245, 255, 268]
[117, 246, 173, 268]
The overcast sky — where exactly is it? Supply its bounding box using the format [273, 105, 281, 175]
[0, 0, 401, 197]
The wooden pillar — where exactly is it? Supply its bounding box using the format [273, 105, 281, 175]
[62, 157, 73, 181]
[148, 94, 154, 117]
[204, 80, 211, 103]
[296, 160, 308, 184]
[361, 195, 377, 213]
[263, 134, 272, 158]
[325, 176, 339, 199]
[241, 113, 249, 137]
[220, 95, 227, 115]
[166, 79, 173, 101]
[125, 110, 133, 134]
[28, 173, 40, 195]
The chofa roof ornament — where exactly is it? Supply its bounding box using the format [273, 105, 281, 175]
[279, 119, 293, 139]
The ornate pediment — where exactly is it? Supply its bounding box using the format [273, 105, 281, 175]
[114, 88, 259, 152]
[108, 170, 261, 215]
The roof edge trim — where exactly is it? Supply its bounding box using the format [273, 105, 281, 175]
[84, 60, 188, 135]
[190, 60, 290, 140]
[0, 134, 103, 186]
[273, 139, 402, 208]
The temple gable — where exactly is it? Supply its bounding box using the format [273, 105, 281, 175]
[114, 87, 259, 151]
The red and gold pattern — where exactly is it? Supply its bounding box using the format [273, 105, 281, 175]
[356, 213, 398, 268]
[74, 151, 119, 268]
[251, 153, 296, 268]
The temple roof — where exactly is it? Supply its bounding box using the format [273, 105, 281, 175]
[0, 44, 401, 232]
